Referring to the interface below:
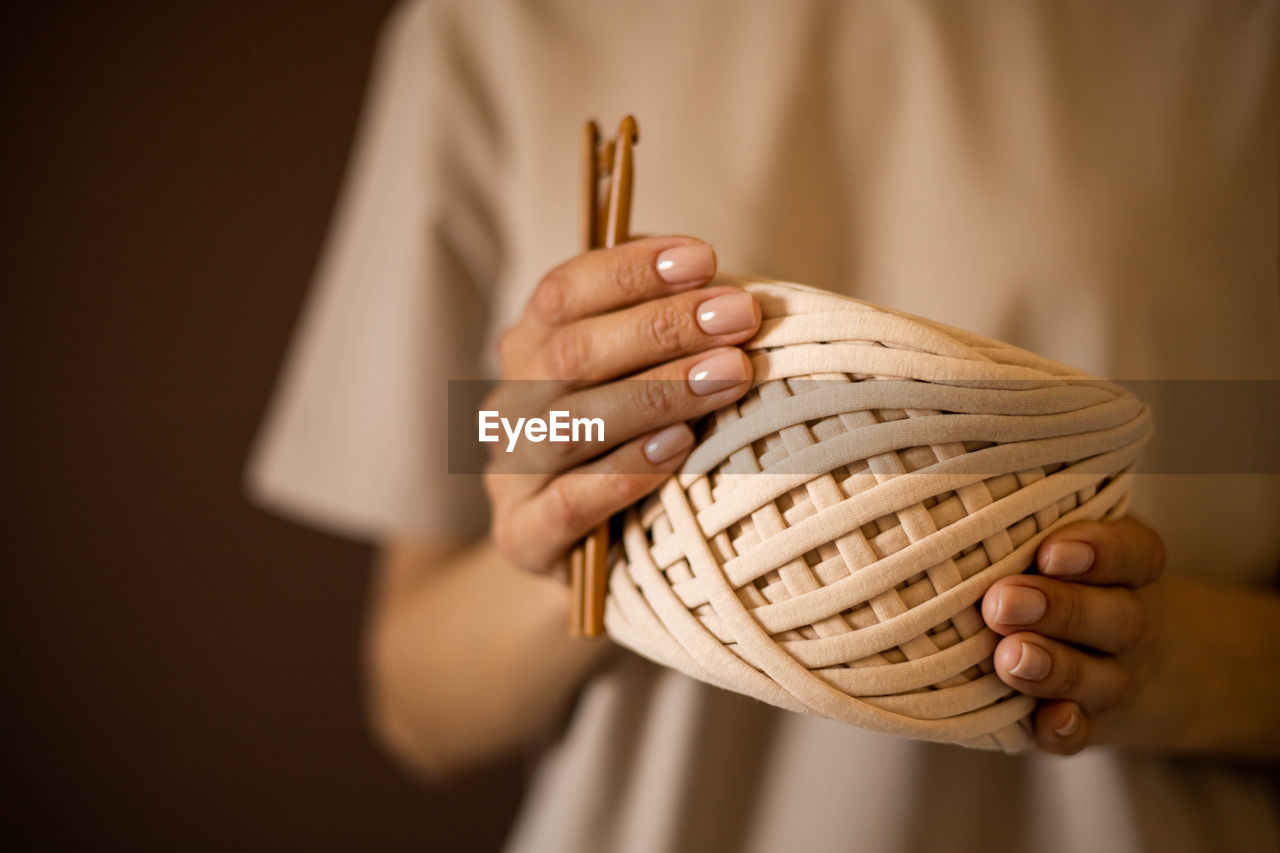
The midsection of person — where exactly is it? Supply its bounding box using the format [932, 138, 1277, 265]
[252, 1, 1280, 849]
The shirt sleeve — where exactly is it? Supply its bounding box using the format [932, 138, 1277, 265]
[245, 0, 500, 543]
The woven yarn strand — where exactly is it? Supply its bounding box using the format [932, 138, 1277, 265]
[603, 278, 1152, 753]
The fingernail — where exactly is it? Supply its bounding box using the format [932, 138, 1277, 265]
[1043, 542, 1094, 576]
[995, 586, 1046, 626]
[643, 424, 693, 464]
[1009, 641, 1051, 681]
[688, 350, 749, 395]
[1053, 710, 1080, 737]
[656, 244, 716, 286]
[696, 292, 757, 335]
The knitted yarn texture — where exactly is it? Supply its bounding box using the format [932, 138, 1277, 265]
[602, 278, 1153, 752]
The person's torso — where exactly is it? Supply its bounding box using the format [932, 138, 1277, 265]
[411, 2, 1280, 850]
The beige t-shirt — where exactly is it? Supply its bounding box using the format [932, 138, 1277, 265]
[248, 1, 1280, 850]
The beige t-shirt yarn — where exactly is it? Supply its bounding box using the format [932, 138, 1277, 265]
[248, 2, 1280, 851]
[605, 279, 1151, 752]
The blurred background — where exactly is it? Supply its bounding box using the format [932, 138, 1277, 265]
[1, 2, 522, 848]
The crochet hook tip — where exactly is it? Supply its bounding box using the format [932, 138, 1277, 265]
[618, 114, 638, 144]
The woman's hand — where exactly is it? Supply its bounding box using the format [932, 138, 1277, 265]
[982, 517, 1167, 755]
[483, 236, 761, 579]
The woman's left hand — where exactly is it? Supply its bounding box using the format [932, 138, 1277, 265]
[981, 517, 1168, 755]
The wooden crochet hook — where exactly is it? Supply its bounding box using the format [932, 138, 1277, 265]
[569, 115, 638, 637]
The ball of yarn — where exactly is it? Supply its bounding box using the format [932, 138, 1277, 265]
[603, 278, 1153, 752]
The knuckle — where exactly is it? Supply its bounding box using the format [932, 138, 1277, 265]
[1102, 518, 1166, 586]
[544, 331, 586, 381]
[642, 299, 691, 356]
[544, 421, 582, 466]
[637, 377, 678, 419]
[604, 471, 641, 503]
[531, 400, 580, 466]
[1056, 651, 1085, 699]
[614, 254, 652, 301]
[531, 268, 571, 324]
[1058, 587, 1086, 635]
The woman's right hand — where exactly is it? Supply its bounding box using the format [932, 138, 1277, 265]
[482, 236, 761, 580]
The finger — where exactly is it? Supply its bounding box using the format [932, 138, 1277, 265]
[539, 286, 761, 384]
[500, 347, 752, 478]
[1032, 700, 1091, 755]
[1036, 517, 1166, 588]
[527, 237, 717, 326]
[992, 632, 1133, 714]
[982, 575, 1147, 654]
[493, 423, 695, 574]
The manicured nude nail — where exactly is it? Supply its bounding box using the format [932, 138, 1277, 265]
[996, 586, 1046, 626]
[688, 350, 748, 395]
[1009, 641, 1051, 681]
[1053, 710, 1080, 737]
[656, 244, 715, 286]
[696, 292, 757, 335]
[643, 424, 693, 464]
[1042, 542, 1094, 576]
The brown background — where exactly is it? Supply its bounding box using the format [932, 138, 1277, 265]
[1, 2, 523, 848]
